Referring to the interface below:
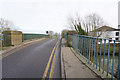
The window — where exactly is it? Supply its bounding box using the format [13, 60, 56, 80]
[116, 38, 119, 40]
[116, 32, 119, 36]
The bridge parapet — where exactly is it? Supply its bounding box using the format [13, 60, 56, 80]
[71, 34, 120, 79]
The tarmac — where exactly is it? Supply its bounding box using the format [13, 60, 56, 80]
[0, 38, 46, 55]
[61, 38, 100, 79]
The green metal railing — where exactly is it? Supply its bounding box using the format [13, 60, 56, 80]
[72, 34, 120, 79]
[64, 33, 67, 41]
[2, 33, 49, 47]
[22, 33, 49, 42]
[0, 38, 2, 51]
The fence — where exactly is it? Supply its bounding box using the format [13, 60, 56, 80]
[72, 34, 120, 79]
[0, 33, 49, 48]
[0, 38, 2, 51]
[64, 33, 67, 41]
[22, 33, 49, 42]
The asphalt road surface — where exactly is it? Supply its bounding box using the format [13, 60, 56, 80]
[2, 38, 61, 79]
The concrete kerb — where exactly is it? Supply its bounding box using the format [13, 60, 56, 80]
[70, 47, 116, 80]
[61, 40, 66, 79]
[1, 38, 46, 57]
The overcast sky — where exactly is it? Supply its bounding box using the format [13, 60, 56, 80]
[0, 0, 119, 34]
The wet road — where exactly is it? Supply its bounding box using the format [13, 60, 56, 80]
[2, 38, 61, 79]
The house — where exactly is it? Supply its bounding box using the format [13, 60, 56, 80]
[89, 26, 120, 43]
[117, 25, 120, 40]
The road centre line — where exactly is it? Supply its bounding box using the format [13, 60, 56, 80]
[49, 42, 58, 79]
[42, 40, 59, 79]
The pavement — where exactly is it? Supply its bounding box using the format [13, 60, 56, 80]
[61, 38, 100, 79]
[2, 38, 61, 78]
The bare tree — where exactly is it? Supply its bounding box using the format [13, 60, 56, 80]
[0, 18, 17, 32]
[84, 13, 105, 36]
[83, 19, 90, 35]
[67, 13, 106, 36]
[0, 18, 5, 32]
[67, 14, 87, 35]
[67, 15, 75, 30]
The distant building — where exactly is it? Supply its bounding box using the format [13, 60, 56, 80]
[89, 26, 120, 43]
[117, 25, 120, 40]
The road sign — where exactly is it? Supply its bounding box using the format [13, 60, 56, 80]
[46, 31, 48, 34]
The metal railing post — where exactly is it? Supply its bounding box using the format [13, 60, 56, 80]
[0, 29, 3, 51]
[80, 36, 82, 54]
[88, 38, 91, 64]
[117, 42, 120, 80]
[102, 39, 106, 74]
[72, 35, 73, 48]
[107, 40, 110, 76]
[91, 38, 93, 64]
[87, 37, 89, 59]
[99, 39, 102, 71]
[93, 38, 96, 67]
[111, 41, 116, 79]
[96, 38, 99, 69]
